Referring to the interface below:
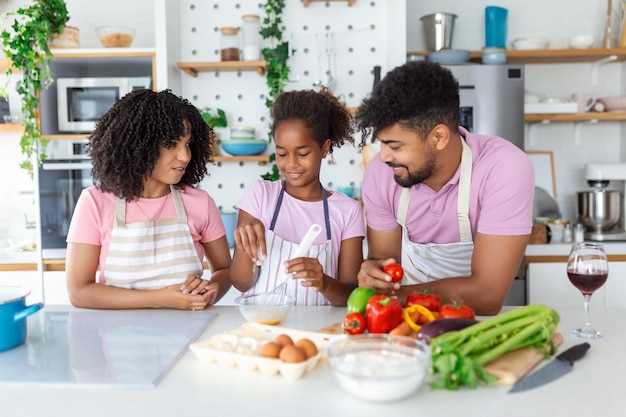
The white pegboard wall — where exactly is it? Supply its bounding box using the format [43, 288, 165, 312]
[178, 0, 390, 211]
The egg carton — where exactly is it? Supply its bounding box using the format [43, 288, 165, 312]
[189, 322, 344, 380]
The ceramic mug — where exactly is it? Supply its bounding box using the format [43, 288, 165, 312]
[572, 93, 596, 112]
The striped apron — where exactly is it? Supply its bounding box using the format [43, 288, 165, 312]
[103, 186, 204, 289]
[246, 182, 335, 306]
[398, 138, 474, 284]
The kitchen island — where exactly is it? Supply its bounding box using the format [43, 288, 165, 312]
[0, 304, 621, 417]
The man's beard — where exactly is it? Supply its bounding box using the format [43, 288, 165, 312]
[391, 148, 436, 188]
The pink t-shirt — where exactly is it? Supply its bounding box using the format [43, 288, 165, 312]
[66, 186, 226, 278]
[236, 180, 365, 265]
[363, 128, 534, 243]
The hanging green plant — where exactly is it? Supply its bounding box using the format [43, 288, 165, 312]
[260, 0, 290, 181]
[0, 0, 69, 175]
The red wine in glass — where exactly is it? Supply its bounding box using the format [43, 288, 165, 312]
[567, 271, 608, 295]
[567, 242, 608, 339]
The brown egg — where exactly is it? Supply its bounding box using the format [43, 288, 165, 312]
[258, 341, 281, 358]
[295, 338, 318, 359]
[278, 345, 307, 363]
[275, 334, 294, 347]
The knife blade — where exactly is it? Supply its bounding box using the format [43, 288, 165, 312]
[508, 342, 590, 394]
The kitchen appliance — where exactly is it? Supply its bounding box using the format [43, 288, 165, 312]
[509, 343, 590, 393]
[446, 64, 525, 150]
[38, 139, 92, 259]
[579, 163, 626, 241]
[57, 76, 151, 133]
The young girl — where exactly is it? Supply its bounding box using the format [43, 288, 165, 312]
[230, 87, 365, 306]
[65, 89, 231, 310]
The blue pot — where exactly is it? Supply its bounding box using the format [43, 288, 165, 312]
[0, 286, 43, 352]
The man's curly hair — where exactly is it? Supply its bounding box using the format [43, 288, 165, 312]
[88, 89, 214, 201]
[271, 86, 354, 152]
[354, 61, 460, 148]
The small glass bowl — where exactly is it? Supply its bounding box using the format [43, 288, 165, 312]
[234, 293, 295, 325]
[95, 26, 136, 48]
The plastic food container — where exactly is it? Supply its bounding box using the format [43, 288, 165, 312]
[189, 322, 343, 380]
[328, 334, 431, 402]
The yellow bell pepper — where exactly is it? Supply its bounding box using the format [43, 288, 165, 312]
[402, 304, 436, 332]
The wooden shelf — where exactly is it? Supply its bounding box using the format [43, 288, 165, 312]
[407, 47, 626, 65]
[525, 111, 626, 123]
[0, 123, 24, 133]
[177, 60, 267, 77]
[213, 155, 270, 165]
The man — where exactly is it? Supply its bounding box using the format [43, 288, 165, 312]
[354, 61, 534, 315]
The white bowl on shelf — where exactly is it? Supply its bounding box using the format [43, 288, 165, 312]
[511, 37, 550, 50]
[568, 35, 594, 49]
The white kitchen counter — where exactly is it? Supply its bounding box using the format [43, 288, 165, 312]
[0, 304, 622, 417]
[526, 241, 626, 257]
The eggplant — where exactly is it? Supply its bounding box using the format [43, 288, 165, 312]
[417, 318, 478, 343]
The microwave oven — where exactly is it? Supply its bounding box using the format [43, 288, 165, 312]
[56, 76, 152, 133]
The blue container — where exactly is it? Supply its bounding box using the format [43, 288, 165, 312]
[0, 286, 43, 352]
[485, 6, 508, 48]
[220, 212, 237, 248]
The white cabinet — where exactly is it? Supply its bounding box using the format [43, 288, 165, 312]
[0, 270, 43, 304]
[43, 271, 71, 305]
[527, 262, 626, 308]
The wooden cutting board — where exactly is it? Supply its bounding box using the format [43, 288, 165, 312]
[484, 332, 563, 385]
[317, 323, 563, 386]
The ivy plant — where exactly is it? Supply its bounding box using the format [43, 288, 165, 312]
[260, 0, 290, 181]
[0, 0, 69, 175]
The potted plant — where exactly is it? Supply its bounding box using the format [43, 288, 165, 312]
[198, 107, 228, 129]
[0, 0, 69, 174]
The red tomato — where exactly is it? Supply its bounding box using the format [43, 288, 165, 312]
[406, 290, 441, 312]
[342, 312, 367, 335]
[439, 302, 476, 320]
[383, 263, 404, 283]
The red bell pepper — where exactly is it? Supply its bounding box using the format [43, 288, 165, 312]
[343, 312, 367, 335]
[365, 295, 403, 334]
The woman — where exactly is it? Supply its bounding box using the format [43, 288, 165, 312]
[66, 89, 231, 310]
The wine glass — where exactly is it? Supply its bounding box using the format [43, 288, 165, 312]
[567, 242, 608, 339]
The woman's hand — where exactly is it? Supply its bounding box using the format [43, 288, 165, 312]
[234, 216, 267, 265]
[284, 257, 327, 292]
[357, 258, 401, 294]
[172, 274, 220, 310]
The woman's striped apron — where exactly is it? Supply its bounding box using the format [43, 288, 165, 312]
[104, 186, 204, 289]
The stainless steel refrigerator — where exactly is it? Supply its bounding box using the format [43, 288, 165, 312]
[446, 64, 525, 150]
[447, 64, 527, 305]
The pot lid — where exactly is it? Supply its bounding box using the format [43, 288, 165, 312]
[0, 286, 30, 304]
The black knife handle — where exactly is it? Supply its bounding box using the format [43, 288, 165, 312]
[557, 342, 590, 364]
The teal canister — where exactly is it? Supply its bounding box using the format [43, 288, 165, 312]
[485, 6, 508, 48]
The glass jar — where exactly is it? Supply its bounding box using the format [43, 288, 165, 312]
[220, 26, 240, 61]
[240, 14, 262, 61]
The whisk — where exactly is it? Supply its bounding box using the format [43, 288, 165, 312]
[260, 223, 322, 306]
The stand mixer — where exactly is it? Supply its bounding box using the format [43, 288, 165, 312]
[579, 163, 626, 241]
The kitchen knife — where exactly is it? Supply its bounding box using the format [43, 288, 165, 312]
[508, 342, 590, 394]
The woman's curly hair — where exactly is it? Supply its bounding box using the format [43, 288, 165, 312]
[271, 86, 354, 152]
[354, 61, 460, 148]
[88, 89, 214, 201]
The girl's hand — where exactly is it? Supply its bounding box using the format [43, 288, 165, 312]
[180, 274, 212, 295]
[234, 217, 267, 265]
[284, 257, 326, 292]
